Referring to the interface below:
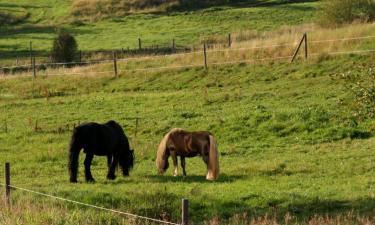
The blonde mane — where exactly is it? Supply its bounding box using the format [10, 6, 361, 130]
[156, 128, 184, 173]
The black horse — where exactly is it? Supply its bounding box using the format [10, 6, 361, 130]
[68, 120, 134, 183]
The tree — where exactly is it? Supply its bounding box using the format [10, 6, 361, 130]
[51, 31, 78, 63]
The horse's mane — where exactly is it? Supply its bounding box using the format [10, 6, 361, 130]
[156, 128, 184, 173]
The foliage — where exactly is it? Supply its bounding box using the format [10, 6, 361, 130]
[335, 67, 375, 121]
[318, 0, 375, 26]
[51, 31, 79, 63]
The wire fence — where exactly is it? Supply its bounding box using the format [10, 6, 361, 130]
[0, 181, 182, 225]
[0, 34, 375, 77]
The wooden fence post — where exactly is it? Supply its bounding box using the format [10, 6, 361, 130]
[138, 38, 142, 50]
[228, 33, 231, 48]
[113, 51, 118, 78]
[135, 118, 139, 138]
[79, 50, 82, 63]
[5, 162, 10, 208]
[182, 199, 189, 225]
[291, 33, 306, 63]
[29, 41, 33, 65]
[172, 39, 175, 51]
[32, 57, 36, 79]
[203, 43, 208, 70]
[304, 33, 308, 59]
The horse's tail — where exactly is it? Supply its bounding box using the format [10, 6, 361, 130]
[68, 128, 81, 183]
[156, 129, 181, 174]
[206, 135, 219, 181]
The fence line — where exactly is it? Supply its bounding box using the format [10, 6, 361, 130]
[2, 34, 375, 71]
[1, 48, 374, 78]
[0, 182, 180, 225]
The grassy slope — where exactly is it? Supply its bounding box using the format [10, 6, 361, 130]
[0, 0, 318, 61]
[1, 54, 375, 224]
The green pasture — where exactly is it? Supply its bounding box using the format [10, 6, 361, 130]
[0, 0, 318, 64]
[1, 54, 375, 224]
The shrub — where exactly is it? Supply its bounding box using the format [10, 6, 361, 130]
[319, 0, 375, 27]
[51, 32, 78, 63]
[335, 67, 375, 121]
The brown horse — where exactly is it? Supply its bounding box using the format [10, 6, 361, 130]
[156, 128, 219, 180]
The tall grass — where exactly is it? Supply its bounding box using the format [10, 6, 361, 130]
[7, 22, 372, 78]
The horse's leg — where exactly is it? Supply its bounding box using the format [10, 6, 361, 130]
[107, 154, 118, 180]
[171, 151, 178, 176]
[84, 153, 95, 183]
[106, 154, 113, 178]
[107, 154, 112, 168]
[202, 154, 209, 167]
[181, 156, 186, 176]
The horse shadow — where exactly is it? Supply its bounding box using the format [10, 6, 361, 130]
[146, 173, 246, 183]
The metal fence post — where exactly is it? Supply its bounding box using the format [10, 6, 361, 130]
[5, 162, 10, 208]
[182, 198, 189, 225]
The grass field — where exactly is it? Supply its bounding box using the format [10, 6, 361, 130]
[0, 0, 318, 65]
[2, 0, 375, 224]
[1, 52, 375, 224]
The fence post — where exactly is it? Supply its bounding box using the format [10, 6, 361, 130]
[172, 39, 175, 51]
[135, 118, 139, 138]
[203, 43, 208, 70]
[138, 38, 142, 50]
[113, 51, 118, 78]
[79, 50, 82, 63]
[5, 162, 10, 208]
[182, 199, 189, 225]
[29, 41, 33, 65]
[32, 57, 36, 79]
[304, 33, 308, 59]
[228, 33, 231, 48]
[291, 33, 306, 63]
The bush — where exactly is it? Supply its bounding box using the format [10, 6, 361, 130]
[51, 32, 78, 63]
[319, 0, 375, 27]
[335, 67, 375, 121]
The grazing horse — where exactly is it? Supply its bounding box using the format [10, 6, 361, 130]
[156, 128, 219, 180]
[68, 120, 134, 183]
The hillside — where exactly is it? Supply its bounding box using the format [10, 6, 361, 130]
[0, 0, 318, 65]
[1, 52, 375, 224]
[2, 0, 375, 224]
